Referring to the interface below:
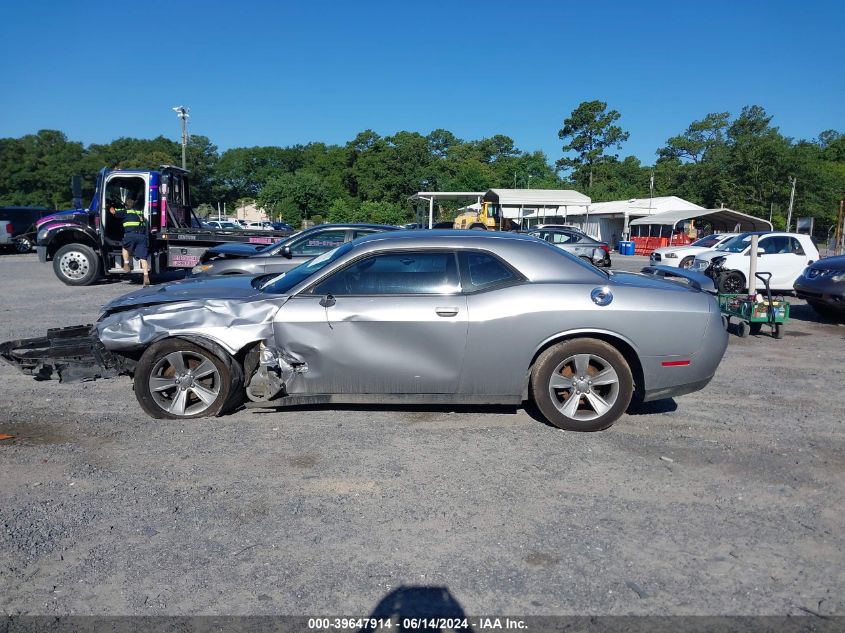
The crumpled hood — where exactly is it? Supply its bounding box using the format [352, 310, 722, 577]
[102, 275, 265, 312]
[96, 277, 290, 354]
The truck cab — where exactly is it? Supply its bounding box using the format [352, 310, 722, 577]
[37, 166, 196, 285]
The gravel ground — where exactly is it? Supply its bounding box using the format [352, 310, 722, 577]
[0, 251, 843, 617]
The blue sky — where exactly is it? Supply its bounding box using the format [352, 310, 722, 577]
[1, 0, 842, 165]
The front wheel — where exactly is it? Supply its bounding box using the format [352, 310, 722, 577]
[679, 256, 694, 269]
[134, 339, 234, 419]
[469, 224, 487, 230]
[531, 338, 633, 431]
[718, 271, 746, 294]
[52, 243, 102, 286]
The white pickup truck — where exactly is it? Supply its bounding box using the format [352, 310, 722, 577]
[0, 220, 13, 247]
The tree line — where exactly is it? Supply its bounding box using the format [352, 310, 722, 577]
[1, 101, 843, 233]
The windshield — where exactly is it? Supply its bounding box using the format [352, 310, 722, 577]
[259, 241, 355, 294]
[691, 234, 723, 248]
[716, 233, 753, 253]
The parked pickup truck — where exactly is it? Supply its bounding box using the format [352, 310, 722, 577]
[36, 165, 293, 285]
[0, 220, 13, 248]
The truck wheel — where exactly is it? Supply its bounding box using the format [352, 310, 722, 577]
[469, 224, 487, 230]
[52, 244, 102, 286]
[134, 339, 234, 419]
[531, 338, 633, 432]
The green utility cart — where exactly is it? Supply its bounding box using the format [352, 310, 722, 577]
[719, 272, 789, 339]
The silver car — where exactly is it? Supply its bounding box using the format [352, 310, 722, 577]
[526, 228, 611, 267]
[1, 231, 728, 431]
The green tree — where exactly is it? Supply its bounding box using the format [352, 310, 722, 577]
[556, 100, 630, 189]
[658, 112, 730, 163]
[257, 170, 329, 225]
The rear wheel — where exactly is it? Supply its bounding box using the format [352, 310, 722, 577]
[469, 224, 487, 230]
[718, 271, 746, 294]
[134, 339, 234, 419]
[773, 323, 785, 339]
[679, 256, 695, 269]
[531, 338, 633, 432]
[737, 321, 751, 338]
[52, 243, 102, 286]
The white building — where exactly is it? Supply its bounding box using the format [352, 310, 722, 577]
[583, 196, 705, 245]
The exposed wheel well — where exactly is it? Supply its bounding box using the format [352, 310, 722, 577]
[47, 231, 99, 260]
[525, 332, 645, 402]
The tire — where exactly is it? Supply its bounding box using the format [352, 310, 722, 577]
[679, 256, 694, 269]
[718, 271, 745, 294]
[469, 224, 487, 230]
[531, 338, 633, 432]
[749, 322, 763, 335]
[134, 339, 234, 419]
[52, 243, 102, 286]
[14, 236, 33, 254]
[773, 323, 785, 339]
[808, 300, 839, 319]
[737, 321, 751, 338]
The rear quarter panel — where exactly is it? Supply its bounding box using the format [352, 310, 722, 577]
[458, 280, 714, 396]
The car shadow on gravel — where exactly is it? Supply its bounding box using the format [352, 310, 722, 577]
[787, 301, 845, 325]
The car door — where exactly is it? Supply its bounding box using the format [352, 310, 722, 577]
[272, 250, 468, 394]
[756, 236, 802, 288]
[263, 228, 349, 274]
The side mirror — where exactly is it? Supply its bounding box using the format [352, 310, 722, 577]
[319, 294, 336, 308]
[757, 247, 765, 255]
[281, 245, 292, 259]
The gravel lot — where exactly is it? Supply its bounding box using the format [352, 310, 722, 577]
[1, 251, 843, 618]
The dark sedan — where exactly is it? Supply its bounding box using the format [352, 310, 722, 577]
[192, 223, 399, 277]
[794, 255, 845, 319]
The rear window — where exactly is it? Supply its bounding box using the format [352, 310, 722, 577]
[458, 251, 521, 292]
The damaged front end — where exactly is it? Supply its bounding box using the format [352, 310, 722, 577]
[243, 342, 307, 403]
[0, 325, 129, 382]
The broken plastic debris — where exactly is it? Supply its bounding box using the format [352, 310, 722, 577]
[0, 434, 14, 441]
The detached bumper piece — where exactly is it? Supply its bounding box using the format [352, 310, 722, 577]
[0, 325, 122, 382]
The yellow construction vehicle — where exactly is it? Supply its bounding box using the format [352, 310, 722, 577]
[453, 201, 515, 231]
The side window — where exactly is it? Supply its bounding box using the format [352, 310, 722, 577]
[353, 229, 377, 239]
[313, 251, 460, 295]
[289, 230, 347, 256]
[458, 251, 520, 292]
[790, 237, 805, 255]
[551, 232, 576, 244]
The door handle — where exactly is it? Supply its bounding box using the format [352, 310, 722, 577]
[435, 307, 459, 317]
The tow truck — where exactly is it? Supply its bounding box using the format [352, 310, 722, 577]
[36, 165, 292, 286]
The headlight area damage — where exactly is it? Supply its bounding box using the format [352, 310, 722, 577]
[0, 298, 286, 393]
[0, 325, 124, 382]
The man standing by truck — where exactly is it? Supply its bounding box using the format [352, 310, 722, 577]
[109, 199, 150, 286]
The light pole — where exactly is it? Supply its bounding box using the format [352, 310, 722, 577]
[172, 106, 190, 170]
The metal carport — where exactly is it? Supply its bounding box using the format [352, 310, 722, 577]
[629, 208, 773, 234]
